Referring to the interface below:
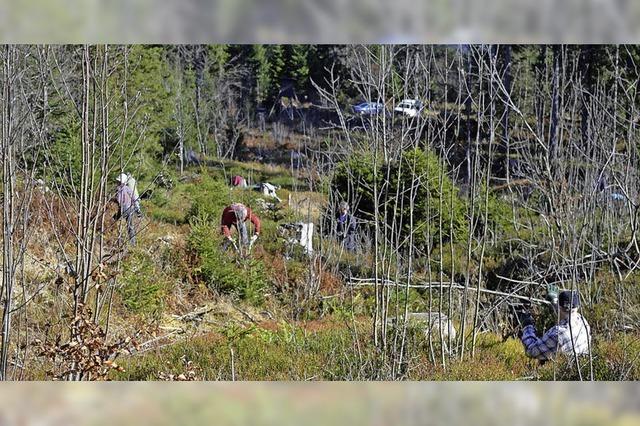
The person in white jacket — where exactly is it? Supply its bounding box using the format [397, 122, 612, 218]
[519, 290, 591, 361]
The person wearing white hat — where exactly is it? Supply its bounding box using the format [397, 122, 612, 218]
[114, 173, 137, 245]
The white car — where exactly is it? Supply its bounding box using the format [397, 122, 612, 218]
[394, 99, 423, 118]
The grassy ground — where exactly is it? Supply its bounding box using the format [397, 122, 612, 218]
[113, 318, 640, 381]
[102, 161, 640, 380]
[17, 157, 640, 380]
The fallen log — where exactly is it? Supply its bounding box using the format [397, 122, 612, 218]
[347, 278, 551, 305]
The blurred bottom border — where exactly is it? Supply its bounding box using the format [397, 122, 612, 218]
[0, 382, 638, 425]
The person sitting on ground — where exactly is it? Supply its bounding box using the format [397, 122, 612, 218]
[336, 201, 357, 252]
[518, 290, 591, 361]
[220, 203, 261, 249]
[113, 173, 137, 245]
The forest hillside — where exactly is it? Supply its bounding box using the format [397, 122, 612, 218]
[1, 45, 639, 380]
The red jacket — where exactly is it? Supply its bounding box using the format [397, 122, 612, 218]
[231, 175, 246, 187]
[220, 205, 261, 237]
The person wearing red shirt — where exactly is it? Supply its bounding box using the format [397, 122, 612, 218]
[220, 203, 261, 248]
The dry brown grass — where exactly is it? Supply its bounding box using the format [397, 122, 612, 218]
[286, 190, 327, 222]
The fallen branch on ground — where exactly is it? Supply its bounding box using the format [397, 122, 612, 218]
[172, 306, 215, 322]
[347, 278, 551, 305]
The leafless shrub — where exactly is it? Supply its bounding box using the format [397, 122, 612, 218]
[35, 303, 138, 381]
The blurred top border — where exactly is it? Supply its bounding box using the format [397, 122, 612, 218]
[1, 0, 639, 44]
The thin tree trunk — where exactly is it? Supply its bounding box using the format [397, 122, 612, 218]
[502, 45, 512, 182]
[1, 44, 15, 380]
[549, 45, 561, 179]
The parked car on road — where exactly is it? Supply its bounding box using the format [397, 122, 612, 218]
[394, 99, 423, 117]
[352, 102, 385, 116]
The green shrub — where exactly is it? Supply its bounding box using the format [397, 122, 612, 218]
[186, 172, 274, 223]
[480, 335, 529, 370]
[386, 288, 431, 314]
[477, 188, 517, 239]
[188, 217, 268, 305]
[26, 117, 83, 194]
[119, 249, 169, 318]
[389, 148, 468, 247]
[186, 175, 232, 221]
[148, 188, 190, 224]
[332, 148, 469, 250]
[322, 293, 367, 320]
[332, 151, 382, 220]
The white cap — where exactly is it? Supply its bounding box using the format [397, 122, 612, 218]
[230, 203, 248, 220]
[116, 173, 129, 183]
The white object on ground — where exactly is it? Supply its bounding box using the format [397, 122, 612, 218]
[387, 312, 457, 350]
[298, 223, 313, 255]
[259, 182, 282, 202]
[279, 222, 314, 255]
